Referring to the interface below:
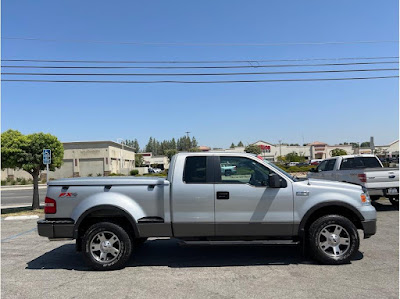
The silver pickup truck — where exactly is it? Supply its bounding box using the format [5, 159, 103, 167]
[308, 154, 399, 208]
[38, 152, 376, 270]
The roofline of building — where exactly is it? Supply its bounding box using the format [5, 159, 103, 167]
[62, 140, 136, 151]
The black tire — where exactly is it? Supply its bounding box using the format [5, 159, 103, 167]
[225, 170, 232, 176]
[308, 215, 359, 265]
[389, 197, 399, 209]
[82, 222, 132, 271]
[133, 237, 148, 247]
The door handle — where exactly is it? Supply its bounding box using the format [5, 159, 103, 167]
[217, 191, 229, 200]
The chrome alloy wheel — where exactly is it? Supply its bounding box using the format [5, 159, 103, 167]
[318, 224, 350, 258]
[90, 231, 121, 263]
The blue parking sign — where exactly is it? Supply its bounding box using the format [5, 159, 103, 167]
[43, 149, 51, 164]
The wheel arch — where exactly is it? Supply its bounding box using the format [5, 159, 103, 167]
[74, 205, 139, 250]
[298, 201, 365, 239]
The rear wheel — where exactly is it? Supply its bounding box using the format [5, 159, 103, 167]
[82, 222, 132, 271]
[308, 215, 359, 265]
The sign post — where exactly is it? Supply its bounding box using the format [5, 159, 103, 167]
[43, 149, 51, 183]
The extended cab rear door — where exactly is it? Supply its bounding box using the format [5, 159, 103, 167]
[170, 155, 215, 237]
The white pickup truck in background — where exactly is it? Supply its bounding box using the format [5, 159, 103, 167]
[308, 154, 399, 208]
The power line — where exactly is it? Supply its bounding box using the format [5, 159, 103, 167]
[2, 56, 398, 64]
[2, 61, 398, 70]
[2, 68, 398, 77]
[2, 75, 397, 84]
[2, 37, 398, 47]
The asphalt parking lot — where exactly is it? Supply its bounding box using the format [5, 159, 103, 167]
[1, 199, 398, 299]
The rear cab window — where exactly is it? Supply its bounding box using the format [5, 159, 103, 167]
[340, 157, 382, 170]
[183, 156, 208, 183]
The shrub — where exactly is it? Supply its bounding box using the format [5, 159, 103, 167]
[20, 178, 27, 185]
[88, 173, 93, 177]
[97, 173, 102, 177]
[108, 173, 125, 176]
[1, 180, 6, 186]
[130, 169, 139, 176]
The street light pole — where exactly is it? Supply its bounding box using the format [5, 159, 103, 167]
[116, 138, 124, 174]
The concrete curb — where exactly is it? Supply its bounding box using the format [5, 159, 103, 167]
[4, 215, 39, 221]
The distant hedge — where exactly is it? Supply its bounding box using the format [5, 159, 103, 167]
[275, 164, 315, 173]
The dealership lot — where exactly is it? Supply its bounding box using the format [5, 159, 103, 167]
[1, 199, 398, 299]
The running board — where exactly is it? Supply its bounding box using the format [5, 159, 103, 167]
[181, 240, 299, 246]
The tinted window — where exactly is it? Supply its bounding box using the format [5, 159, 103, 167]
[183, 156, 207, 183]
[340, 157, 381, 170]
[325, 159, 336, 171]
[218, 156, 272, 187]
[317, 160, 328, 172]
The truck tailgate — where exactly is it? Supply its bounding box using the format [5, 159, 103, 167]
[365, 168, 399, 189]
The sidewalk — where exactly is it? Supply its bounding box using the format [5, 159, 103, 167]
[1, 184, 47, 191]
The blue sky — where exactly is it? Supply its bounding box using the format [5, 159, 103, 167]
[1, 0, 399, 149]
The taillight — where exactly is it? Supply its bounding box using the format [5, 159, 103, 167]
[44, 197, 56, 214]
[358, 174, 367, 183]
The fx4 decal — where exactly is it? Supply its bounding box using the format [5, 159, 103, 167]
[59, 192, 78, 198]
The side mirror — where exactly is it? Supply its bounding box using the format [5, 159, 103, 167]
[309, 168, 316, 173]
[269, 173, 287, 188]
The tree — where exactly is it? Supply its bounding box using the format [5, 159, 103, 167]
[285, 152, 306, 162]
[165, 149, 178, 162]
[244, 144, 261, 155]
[360, 141, 370, 148]
[135, 154, 144, 167]
[1, 130, 64, 209]
[145, 137, 153, 153]
[331, 148, 347, 157]
[237, 141, 244, 147]
[230, 143, 235, 148]
[125, 139, 140, 153]
[277, 156, 286, 163]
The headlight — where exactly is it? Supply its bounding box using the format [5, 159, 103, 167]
[360, 193, 371, 205]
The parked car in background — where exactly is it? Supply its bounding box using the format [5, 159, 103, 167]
[38, 152, 376, 270]
[308, 154, 399, 208]
[220, 163, 237, 176]
[148, 166, 162, 174]
[287, 162, 299, 167]
[310, 159, 323, 165]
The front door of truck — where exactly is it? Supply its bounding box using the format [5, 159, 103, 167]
[214, 156, 294, 237]
[171, 155, 215, 237]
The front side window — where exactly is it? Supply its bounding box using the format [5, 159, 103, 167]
[218, 156, 272, 187]
[317, 160, 328, 172]
[183, 156, 207, 183]
[325, 159, 336, 171]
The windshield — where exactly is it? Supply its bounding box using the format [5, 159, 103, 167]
[265, 161, 299, 182]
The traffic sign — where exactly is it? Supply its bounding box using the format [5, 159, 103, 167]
[43, 149, 51, 164]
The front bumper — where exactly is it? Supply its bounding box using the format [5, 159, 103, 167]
[37, 219, 75, 239]
[362, 219, 377, 239]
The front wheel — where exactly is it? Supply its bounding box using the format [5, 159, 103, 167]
[82, 222, 132, 271]
[389, 197, 399, 209]
[308, 215, 359, 265]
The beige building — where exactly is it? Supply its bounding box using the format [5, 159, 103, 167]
[140, 153, 170, 170]
[2, 141, 136, 180]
